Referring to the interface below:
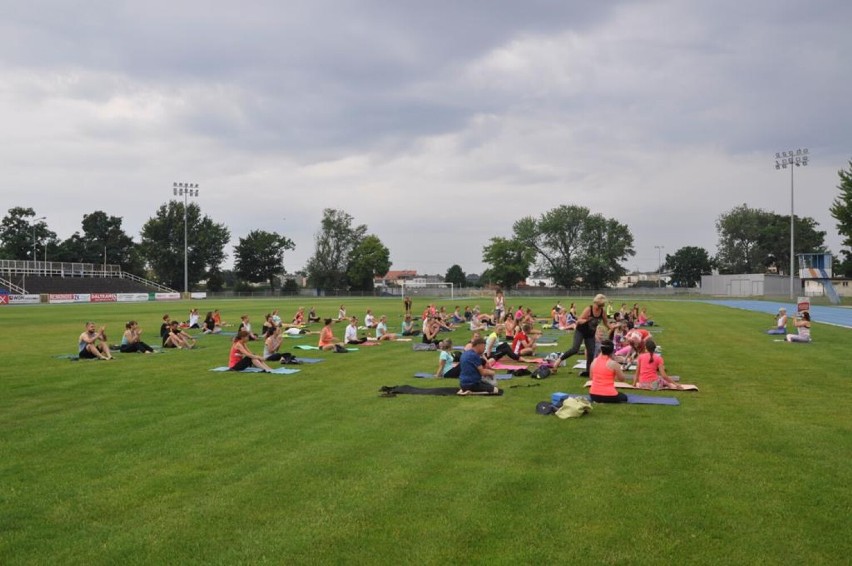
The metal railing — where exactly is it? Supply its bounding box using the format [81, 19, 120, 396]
[0, 259, 177, 294]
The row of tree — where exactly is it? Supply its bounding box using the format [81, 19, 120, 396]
[2, 160, 851, 289]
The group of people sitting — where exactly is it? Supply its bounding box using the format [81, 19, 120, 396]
[766, 307, 812, 342]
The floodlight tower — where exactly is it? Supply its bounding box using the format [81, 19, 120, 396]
[173, 182, 200, 295]
[654, 245, 664, 288]
[774, 148, 808, 299]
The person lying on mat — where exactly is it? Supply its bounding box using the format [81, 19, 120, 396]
[376, 316, 398, 341]
[78, 321, 113, 360]
[319, 318, 344, 351]
[229, 330, 274, 372]
[120, 321, 155, 354]
[559, 294, 615, 377]
[786, 311, 811, 343]
[766, 308, 788, 335]
[400, 314, 420, 336]
[458, 337, 499, 395]
[589, 339, 629, 403]
[633, 339, 681, 390]
[344, 316, 367, 345]
[436, 339, 461, 378]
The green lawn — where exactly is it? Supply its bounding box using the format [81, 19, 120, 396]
[1, 297, 850, 565]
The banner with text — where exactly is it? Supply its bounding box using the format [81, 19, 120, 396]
[117, 293, 149, 303]
[90, 293, 117, 303]
[10, 294, 40, 304]
[155, 292, 181, 301]
[190, 292, 207, 299]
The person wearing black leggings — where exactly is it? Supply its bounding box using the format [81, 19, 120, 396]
[559, 294, 612, 377]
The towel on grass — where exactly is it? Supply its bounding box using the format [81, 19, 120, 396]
[210, 367, 300, 374]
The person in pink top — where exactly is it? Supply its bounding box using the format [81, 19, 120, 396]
[589, 340, 629, 403]
[633, 339, 682, 390]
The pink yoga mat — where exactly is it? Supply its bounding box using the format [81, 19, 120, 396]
[583, 381, 699, 392]
[492, 362, 527, 371]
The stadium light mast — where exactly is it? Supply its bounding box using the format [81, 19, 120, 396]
[654, 245, 664, 288]
[173, 182, 200, 295]
[775, 148, 808, 299]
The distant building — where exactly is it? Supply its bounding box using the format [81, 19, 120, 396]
[375, 270, 418, 287]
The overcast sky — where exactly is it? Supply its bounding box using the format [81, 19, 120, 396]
[1, 0, 850, 276]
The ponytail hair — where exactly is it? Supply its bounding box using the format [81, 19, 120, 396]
[645, 339, 656, 364]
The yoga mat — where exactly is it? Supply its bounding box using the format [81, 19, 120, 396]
[293, 357, 324, 364]
[625, 394, 680, 405]
[573, 360, 636, 371]
[563, 393, 679, 405]
[414, 372, 513, 380]
[492, 362, 527, 371]
[379, 385, 503, 397]
[294, 345, 320, 350]
[209, 367, 300, 374]
[536, 342, 559, 347]
[583, 381, 699, 392]
[520, 357, 546, 363]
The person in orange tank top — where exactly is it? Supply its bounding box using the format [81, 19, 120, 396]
[589, 339, 629, 403]
[229, 330, 274, 372]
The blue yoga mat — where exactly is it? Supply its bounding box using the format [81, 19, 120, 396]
[625, 394, 679, 405]
[294, 357, 324, 364]
[209, 367, 300, 374]
[563, 393, 679, 406]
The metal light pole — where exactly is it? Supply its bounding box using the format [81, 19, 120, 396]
[775, 149, 808, 299]
[31, 216, 46, 268]
[654, 245, 664, 288]
[173, 182, 200, 295]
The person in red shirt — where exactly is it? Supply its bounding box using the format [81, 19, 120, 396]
[511, 323, 536, 357]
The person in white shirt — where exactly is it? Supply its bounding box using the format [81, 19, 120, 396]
[345, 316, 367, 344]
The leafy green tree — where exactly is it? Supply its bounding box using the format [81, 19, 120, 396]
[139, 201, 230, 290]
[481, 237, 535, 288]
[715, 204, 826, 274]
[577, 214, 635, 289]
[665, 246, 714, 288]
[830, 159, 852, 276]
[715, 204, 764, 273]
[305, 209, 367, 290]
[346, 235, 391, 291]
[54, 211, 144, 275]
[0, 207, 56, 260]
[511, 205, 634, 288]
[233, 230, 295, 290]
[444, 264, 466, 288]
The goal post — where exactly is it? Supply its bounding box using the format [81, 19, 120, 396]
[401, 281, 454, 300]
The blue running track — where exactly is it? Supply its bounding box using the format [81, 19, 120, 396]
[700, 300, 852, 329]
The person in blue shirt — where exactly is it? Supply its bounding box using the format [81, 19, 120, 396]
[459, 337, 499, 395]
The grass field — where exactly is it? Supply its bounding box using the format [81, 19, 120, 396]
[1, 297, 850, 565]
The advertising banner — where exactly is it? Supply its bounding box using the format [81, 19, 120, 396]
[797, 296, 810, 313]
[90, 293, 117, 303]
[155, 292, 181, 301]
[0, 294, 8, 305]
[190, 292, 207, 299]
[74, 294, 91, 303]
[9, 294, 40, 304]
[117, 293, 149, 303]
[49, 294, 76, 304]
